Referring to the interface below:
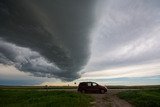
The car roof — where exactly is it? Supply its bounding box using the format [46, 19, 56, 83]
[80, 82, 96, 84]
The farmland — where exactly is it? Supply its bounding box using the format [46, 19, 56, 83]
[0, 85, 160, 107]
[0, 90, 93, 107]
[118, 89, 160, 107]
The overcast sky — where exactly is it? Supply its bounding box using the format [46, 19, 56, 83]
[0, 0, 160, 86]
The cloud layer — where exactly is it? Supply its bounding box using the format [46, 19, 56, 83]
[0, 0, 160, 84]
[85, 0, 160, 73]
[0, 0, 95, 81]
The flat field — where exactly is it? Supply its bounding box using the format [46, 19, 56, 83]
[118, 89, 160, 107]
[0, 90, 93, 107]
[0, 85, 159, 107]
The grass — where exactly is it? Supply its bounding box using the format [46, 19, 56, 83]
[0, 90, 93, 107]
[107, 85, 160, 89]
[0, 86, 77, 90]
[117, 89, 160, 107]
[1, 85, 159, 90]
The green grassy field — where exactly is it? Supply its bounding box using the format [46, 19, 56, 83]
[0, 90, 93, 107]
[0, 86, 77, 90]
[107, 85, 160, 89]
[118, 89, 160, 107]
[0, 85, 159, 90]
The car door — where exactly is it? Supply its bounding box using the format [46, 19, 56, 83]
[92, 82, 99, 93]
[86, 82, 92, 92]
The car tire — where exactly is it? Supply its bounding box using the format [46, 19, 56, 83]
[100, 90, 105, 94]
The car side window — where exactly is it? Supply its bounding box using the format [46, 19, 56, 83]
[87, 83, 92, 86]
[92, 83, 97, 86]
[80, 83, 85, 86]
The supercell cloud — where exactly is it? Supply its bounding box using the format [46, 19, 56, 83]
[0, 0, 95, 81]
[0, 0, 160, 84]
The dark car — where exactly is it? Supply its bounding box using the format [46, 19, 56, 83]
[77, 82, 107, 94]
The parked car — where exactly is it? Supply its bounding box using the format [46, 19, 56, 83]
[77, 82, 107, 94]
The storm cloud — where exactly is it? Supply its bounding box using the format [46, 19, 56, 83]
[1, 0, 160, 84]
[85, 0, 160, 72]
[0, 0, 96, 81]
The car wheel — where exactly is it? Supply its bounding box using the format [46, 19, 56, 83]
[81, 90, 85, 93]
[100, 90, 105, 94]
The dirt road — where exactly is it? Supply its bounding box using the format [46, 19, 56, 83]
[89, 89, 134, 107]
[44, 88, 134, 107]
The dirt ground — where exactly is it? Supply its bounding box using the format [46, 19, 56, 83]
[43, 88, 134, 107]
[89, 89, 134, 107]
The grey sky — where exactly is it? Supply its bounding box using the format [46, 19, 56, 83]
[0, 0, 96, 81]
[85, 0, 160, 72]
[0, 0, 160, 85]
